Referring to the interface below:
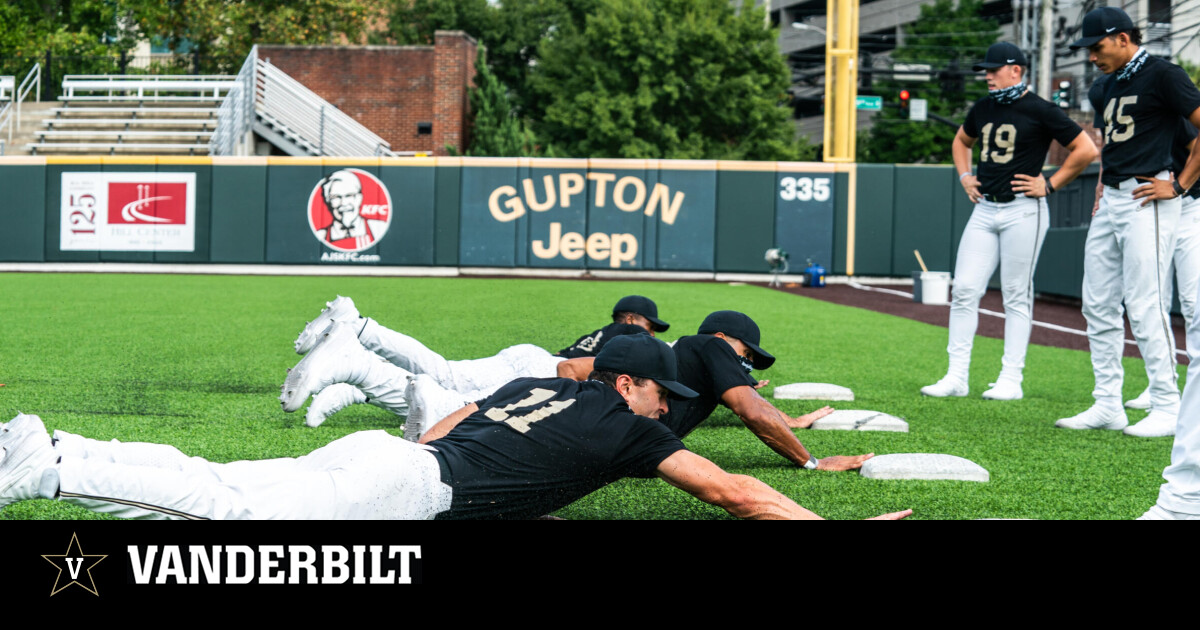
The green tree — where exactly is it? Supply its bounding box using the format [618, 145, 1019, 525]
[120, 0, 373, 73]
[529, 0, 806, 160]
[864, 0, 1000, 164]
[0, 1, 135, 77]
[465, 48, 540, 156]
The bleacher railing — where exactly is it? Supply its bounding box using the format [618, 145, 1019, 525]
[210, 46, 395, 157]
[0, 63, 41, 143]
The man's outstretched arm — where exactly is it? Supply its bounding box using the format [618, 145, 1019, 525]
[419, 402, 479, 444]
[655, 450, 910, 520]
[722, 385, 870, 471]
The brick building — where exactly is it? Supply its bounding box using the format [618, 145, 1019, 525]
[257, 31, 476, 156]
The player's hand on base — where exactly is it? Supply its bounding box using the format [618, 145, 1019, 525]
[865, 509, 912, 520]
[753, 379, 769, 390]
[815, 453, 874, 471]
[1011, 173, 1047, 197]
[961, 174, 982, 203]
[1133, 176, 1179, 206]
[788, 405, 833, 429]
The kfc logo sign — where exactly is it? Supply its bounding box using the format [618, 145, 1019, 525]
[108, 182, 189, 225]
[308, 169, 392, 254]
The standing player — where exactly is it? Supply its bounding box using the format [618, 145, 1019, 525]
[1123, 121, 1200, 428]
[291, 294, 662, 427]
[1141, 282, 1200, 519]
[921, 42, 1097, 401]
[0, 336, 911, 520]
[1056, 7, 1200, 432]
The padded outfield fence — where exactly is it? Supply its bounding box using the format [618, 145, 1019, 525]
[0, 156, 1099, 296]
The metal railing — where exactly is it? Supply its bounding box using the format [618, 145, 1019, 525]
[210, 46, 395, 157]
[0, 63, 40, 143]
[61, 73, 235, 101]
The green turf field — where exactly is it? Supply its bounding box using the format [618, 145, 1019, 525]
[0, 272, 1181, 520]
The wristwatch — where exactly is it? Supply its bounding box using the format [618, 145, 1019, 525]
[803, 456, 819, 470]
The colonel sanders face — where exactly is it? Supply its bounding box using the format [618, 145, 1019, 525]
[322, 171, 364, 230]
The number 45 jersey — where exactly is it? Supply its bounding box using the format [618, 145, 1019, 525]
[962, 92, 1082, 197]
[1088, 56, 1200, 186]
[428, 377, 686, 520]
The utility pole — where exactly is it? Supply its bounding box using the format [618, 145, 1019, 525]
[1039, 0, 1054, 97]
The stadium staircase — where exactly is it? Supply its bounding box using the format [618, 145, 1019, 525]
[209, 45, 398, 157]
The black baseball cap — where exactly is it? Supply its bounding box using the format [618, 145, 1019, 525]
[613, 295, 670, 332]
[594, 335, 698, 399]
[1069, 7, 1135, 49]
[697, 310, 776, 370]
[972, 42, 1029, 71]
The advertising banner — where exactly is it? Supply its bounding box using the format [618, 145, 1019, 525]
[60, 172, 197, 252]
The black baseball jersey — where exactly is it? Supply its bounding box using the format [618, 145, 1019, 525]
[1089, 55, 1200, 185]
[1170, 118, 1200, 197]
[429, 377, 686, 519]
[961, 92, 1083, 196]
[555, 323, 647, 358]
[660, 335, 759, 438]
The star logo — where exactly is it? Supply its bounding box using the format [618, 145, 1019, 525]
[42, 533, 107, 596]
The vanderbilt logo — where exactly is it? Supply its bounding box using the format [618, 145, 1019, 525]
[42, 533, 107, 596]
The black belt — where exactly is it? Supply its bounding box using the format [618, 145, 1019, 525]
[982, 193, 1016, 203]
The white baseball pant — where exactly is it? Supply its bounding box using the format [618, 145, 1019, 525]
[946, 195, 1048, 382]
[1083, 173, 1181, 413]
[1155, 276, 1200, 515]
[50, 430, 451, 520]
[358, 319, 565, 394]
[1164, 195, 1200, 330]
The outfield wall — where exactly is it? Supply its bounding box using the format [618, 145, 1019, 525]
[0, 156, 1100, 298]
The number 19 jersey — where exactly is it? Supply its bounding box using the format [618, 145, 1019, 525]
[962, 93, 1082, 196]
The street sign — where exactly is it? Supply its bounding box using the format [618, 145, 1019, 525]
[910, 98, 928, 122]
[855, 95, 882, 111]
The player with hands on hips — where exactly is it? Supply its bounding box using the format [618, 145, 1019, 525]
[1056, 7, 1200, 434]
[924, 42, 1098, 401]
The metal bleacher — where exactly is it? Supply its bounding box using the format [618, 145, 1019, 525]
[27, 75, 235, 156]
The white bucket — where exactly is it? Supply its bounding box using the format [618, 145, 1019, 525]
[912, 271, 951, 305]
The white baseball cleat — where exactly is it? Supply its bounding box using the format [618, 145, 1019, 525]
[1124, 388, 1152, 410]
[920, 375, 968, 398]
[294, 296, 359, 355]
[0, 414, 57, 509]
[281, 321, 371, 413]
[1122, 410, 1177, 438]
[1054, 404, 1128, 431]
[981, 379, 1023, 401]
[403, 374, 467, 443]
[305, 383, 369, 428]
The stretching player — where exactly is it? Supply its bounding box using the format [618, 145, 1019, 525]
[543, 311, 860, 472]
[1057, 7, 1200, 433]
[291, 294, 661, 427]
[922, 42, 1097, 401]
[0, 336, 911, 520]
[1123, 121, 1200, 426]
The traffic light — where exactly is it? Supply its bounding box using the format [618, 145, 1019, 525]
[899, 89, 911, 115]
[1053, 80, 1072, 109]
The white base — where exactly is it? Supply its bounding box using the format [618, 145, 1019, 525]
[772, 382, 855, 401]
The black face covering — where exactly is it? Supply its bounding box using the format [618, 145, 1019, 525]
[737, 355, 754, 374]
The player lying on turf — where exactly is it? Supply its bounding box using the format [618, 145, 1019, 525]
[290, 294, 664, 427]
[422, 310, 855, 473]
[0, 336, 911, 520]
